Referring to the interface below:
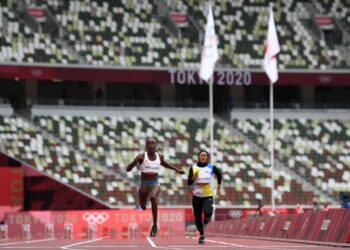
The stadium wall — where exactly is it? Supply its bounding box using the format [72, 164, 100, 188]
[2, 208, 348, 243]
[1, 63, 350, 86]
[207, 209, 350, 244]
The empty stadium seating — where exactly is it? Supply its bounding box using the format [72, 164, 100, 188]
[0, 111, 330, 207]
[0, 1, 77, 64]
[0, 0, 348, 68]
[233, 117, 350, 201]
[0, 115, 135, 206]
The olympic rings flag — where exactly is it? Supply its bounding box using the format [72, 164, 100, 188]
[199, 3, 219, 82]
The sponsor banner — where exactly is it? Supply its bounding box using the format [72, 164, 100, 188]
[0, 206, 21, 224]
[0, 64, 350, 86]
[0, 167, 23, 207]
[5, 208, 185, 237]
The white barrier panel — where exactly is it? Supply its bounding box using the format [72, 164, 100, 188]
[4, 209, 185, 238]
[0, 225, 8, 239]
[64, 223, 73, 239]
[87, 223, 97, 239]
[45, 223, 54, 239]
[128, 222, 138, 238]
[110, 228, 117, 239]
[21, 224, 31, 239]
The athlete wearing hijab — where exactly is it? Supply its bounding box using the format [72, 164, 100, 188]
[187, 150, 222, 244]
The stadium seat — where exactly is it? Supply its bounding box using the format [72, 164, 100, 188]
[1, 0, 349, 68]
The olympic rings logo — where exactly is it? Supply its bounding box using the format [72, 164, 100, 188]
[82, 212, 110, 224]
[228, 210, 243, 219]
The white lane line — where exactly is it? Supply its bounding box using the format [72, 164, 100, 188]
[254, 247, 318, 249]
[80, 246, 145, 248]
[0, 238, 54, 246]
[205, 239, 246, 247]
[205, 239, 318, 250]
[25, 239, 56, 244]
[146, 236, 185, 250]
[0, 242, 26, 246]
[170, 246, 234, 248]
[2, 247, 59, 249]
[1, 247, 151, 249]
[61, 238, 103, 250]
[206, 239, 320, 250]
[146, 237, 157, 247]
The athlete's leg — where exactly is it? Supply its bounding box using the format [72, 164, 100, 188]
[138, 184, 149, 210]
[149, 185, 160, 237]
[192, 196, 204, 236]
[203, 197, 214, 227]
[149, 197, 158, 236]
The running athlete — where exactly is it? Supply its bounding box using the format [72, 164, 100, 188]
[187, 150, 222, 244]
[126, 137, 185, 237]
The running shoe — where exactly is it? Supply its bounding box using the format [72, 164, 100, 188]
[150, 224, 157, 237]
[198, 235, 205, 244]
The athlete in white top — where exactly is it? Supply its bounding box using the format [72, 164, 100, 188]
[126, 137, 185, 237]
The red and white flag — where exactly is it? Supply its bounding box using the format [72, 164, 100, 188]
[263, 8, 280, 84]
[199, 4, 219, 82]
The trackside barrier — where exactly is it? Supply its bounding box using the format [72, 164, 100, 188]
[21, 224, 31, 239]
[128, 222, 138, 238]
[64, 223, 73, 239]
[44, 223, 54, 239]
[110, 228, 117, 239]
[285, 212, 305, 239]
[3, 209, 185, 239]
[87, 223, 97, 239]
[318, 209, 350, 242]
[206, 209, 350, 243]
[273, 214, 290, 238]
[293, 212, 312, 240]
[0, 225, 8, 239]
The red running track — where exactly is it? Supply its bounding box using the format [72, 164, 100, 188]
[0, 234, 349, 250]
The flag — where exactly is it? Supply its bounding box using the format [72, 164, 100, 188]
[263, 8, 280, 84]
[199, 4, 219, 82]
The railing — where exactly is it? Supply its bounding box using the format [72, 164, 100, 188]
[3, 98, 350, 111]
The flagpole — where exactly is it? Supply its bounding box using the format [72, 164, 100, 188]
[199, 2, 218, 222]
[264, 5, 279, 212]
[209, 76, 216, 221]
[270, 81, 275, 211]
[209, 77, 214, 162]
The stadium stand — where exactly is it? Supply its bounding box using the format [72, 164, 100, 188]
[0, 0, 349, 68]
[232, 109, 350, 205]
[0, 0, 349, 211]
[233, 117, 350, 199]
[0, 0, 77, 63]
[2, 2, 350, 247]
[0, 114, 137, 206]
[1, 106, 340, 207]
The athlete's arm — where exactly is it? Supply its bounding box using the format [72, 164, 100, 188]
[126, 153, 144, 172]
[213, 166, 222, 195]
[159, 154, 185, 174]
[187, 166, 194, 186]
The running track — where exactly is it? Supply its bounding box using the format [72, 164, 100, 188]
[0, 235, 349, 250]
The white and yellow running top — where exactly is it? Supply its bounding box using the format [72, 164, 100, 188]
[192, 163, 215, 197]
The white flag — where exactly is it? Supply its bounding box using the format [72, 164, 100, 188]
[263, 8, 280, 84]
[199, 4, 219, 82]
